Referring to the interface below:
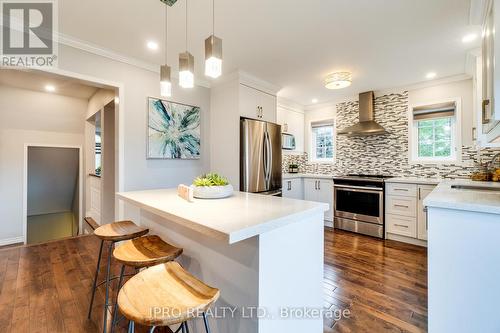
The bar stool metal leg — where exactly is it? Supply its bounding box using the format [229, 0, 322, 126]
[148, 326, 156, 333]
[128, 320, 135, 333]
[184, 322, 190, 333]
[110, 264, 126, 333]
[202, 312, 211, 333]
[103, 241, 114, 333]
[88, 240, 104, 319]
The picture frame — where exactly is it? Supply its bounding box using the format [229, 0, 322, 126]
[147, 97, 201, 159]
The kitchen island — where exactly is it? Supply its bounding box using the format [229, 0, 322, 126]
[425, 180, 500, 333]
[117, 188, 328, 333]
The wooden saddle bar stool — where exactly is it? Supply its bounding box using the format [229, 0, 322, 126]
[117, 261, 220, 333]
[88, 220, 149, 333]
[110, 235, 183, 332]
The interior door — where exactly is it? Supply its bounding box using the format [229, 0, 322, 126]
[240, 118, 266, 192]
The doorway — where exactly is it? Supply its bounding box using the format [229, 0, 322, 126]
[24, 145, 82, 244]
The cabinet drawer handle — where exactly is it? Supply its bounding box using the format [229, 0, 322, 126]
[394, 188, 408, 191]
[394, 224, 409, 228]
[394, 204, 409, 208]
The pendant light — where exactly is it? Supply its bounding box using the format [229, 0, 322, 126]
[179, 0, 194, 88]
[160, 4, 172, 97]
[204, 0, 222, 78]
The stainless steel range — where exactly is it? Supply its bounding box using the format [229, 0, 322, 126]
[333, 174, 393, 238]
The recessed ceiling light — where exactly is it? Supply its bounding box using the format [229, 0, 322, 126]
[147, 40, 159, 50]
[45, 84, 56, 92]
[426, 72, 437, 80]
[312, 98, 318, 104]
[462, 33, 478, 43]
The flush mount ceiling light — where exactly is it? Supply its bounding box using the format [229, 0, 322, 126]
[462, 33, 478, 43]
[312, 98, 318, 104]
[426, 72, 437, 79]
[325, 72, 352, 90]
[147, 40, 159, 50]
[204, 0, 222, 78]
[179, 0, 194, 88]
[160, 3, 172, 97]
[44, 84, 55, 92]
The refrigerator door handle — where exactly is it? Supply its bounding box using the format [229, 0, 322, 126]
[266, 131, 273, 189]
[262, 132, 269, 188]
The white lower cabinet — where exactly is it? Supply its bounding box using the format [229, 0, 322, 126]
[282, 178, 303, 200]
[304, 178, 334, 222]
[417, 185, 434, 241]
[385, 182, 436, 245]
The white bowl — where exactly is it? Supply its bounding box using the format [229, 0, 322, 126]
[192, 184, 234, 199]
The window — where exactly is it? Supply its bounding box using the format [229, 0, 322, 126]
[410, 100, 460, 164]
[311, 121, 334, 162]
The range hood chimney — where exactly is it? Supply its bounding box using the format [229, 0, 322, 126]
[337, 91, 388, 136]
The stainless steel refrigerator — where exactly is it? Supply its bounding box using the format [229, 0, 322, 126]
[240, 117, 282, 195]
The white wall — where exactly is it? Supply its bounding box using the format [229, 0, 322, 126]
[0, 85, 86, 242]
[408, 79, 474, 146]
[57, 44, 211, 192]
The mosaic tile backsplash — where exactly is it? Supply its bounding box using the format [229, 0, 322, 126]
[283, 91, 500, 179]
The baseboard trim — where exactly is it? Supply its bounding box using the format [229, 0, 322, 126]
[386, 233, 427, 247]
[0, 236, 24, 247]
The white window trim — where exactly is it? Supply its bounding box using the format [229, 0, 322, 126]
[408, 97, 462, 165]
[308, 119, 336, 163]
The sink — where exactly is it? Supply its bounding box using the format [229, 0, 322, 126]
[451, 185, 500, 192]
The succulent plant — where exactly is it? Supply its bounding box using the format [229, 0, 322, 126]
[193, 173, 229, 187]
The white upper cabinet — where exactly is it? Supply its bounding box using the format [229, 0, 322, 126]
[478, 0, 500, 144]
[239, 84, 276, 123]
[210, 72, 279, 189]
[277, 106, 305, 152]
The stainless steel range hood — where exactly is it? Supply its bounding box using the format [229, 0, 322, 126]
[338, 91, 388, 136]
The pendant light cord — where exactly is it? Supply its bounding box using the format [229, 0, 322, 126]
[185, 0, 188, 51]
[212, 0, 215, 35]
[165, 4, 168, 63]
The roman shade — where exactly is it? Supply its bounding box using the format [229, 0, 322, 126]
[311, 120, 334, 128]
[412, 101, 456, 121]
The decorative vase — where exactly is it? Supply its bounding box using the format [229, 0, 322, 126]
[192, 184, 234, 199]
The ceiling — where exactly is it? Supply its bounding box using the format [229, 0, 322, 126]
[58, 0, 479, 105]
[0, 69, 99, 99]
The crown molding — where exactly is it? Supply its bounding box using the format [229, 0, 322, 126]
[277, 97, 305, 113]
[57, 33, 212, 88]
[469, 0, 489, 25]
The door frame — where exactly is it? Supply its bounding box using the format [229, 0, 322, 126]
[23, 144, 83, 244]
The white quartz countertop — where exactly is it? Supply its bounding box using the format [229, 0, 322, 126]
[424, 180, 500, 215]
[283, 173, 335, 180]
[385, 177, 442, 185]
[117, 189, 328, 244]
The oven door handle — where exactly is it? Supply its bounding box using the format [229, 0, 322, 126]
[334, 184, 383, 193]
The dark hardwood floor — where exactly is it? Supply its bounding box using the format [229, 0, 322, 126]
[0, 228, 427, 332]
